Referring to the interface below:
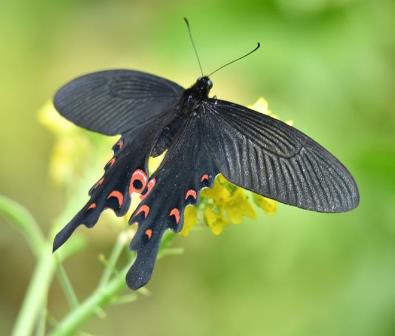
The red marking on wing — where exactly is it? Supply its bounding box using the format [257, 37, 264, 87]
[185, 189, 197, 200]
[145, 228, 153, 239]
[107, 190, 124, 207]
[88, 203, 97, 210]
[93, 177, 104, 190]
[106, 157, 116, 168]
[169, 208, 180, 224]
[135, 205, 150, 218]
[117, 139, 124, 149]
[140, 177, 156, 200]
[200, 174, 209, 182]
[129, 169, 148, 194]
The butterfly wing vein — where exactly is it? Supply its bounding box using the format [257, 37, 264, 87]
[203, 100, 359, 212]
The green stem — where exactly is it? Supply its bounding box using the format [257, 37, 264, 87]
[56, 261, 79, 308]
[12, 246, 55, 336]
[12, 238, 86, 336]
[50, 232, 179, 335]
[50, 265, 130, 336]
[97, 234, 126, 289]
[0, 194, 45, 257]
[35, 303, 47, 336]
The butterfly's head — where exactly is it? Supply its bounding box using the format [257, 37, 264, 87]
[192, 76, 213, 98]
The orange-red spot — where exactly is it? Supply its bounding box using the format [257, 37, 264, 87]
[129, 169, 148, 194]
[106, 157, 116, 168]
[107, 190, 124, 207]
[169, 208, 180, 224]
[135, 205, 150, 218]
[88, 203, 97, 210]
[117, 139, 124, 149]
[140, 177, 156, 200]
[93, 177, 104, 189]
[185, 189, 197, 200]
[200, 174, 209, 182]
[145, 228, 153, 239]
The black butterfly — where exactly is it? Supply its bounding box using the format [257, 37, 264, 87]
[52, 20, 359, 290]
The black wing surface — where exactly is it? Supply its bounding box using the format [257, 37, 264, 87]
[126, 116, 218, 289]
[54, 69, 183, 135]
[203, 99, 359, 213]
[52, 117, 171, 252]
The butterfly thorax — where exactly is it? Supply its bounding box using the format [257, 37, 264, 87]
[189, 76, 213, 100]
[180, 76, 213, 113]
[150, 77, 212, 157]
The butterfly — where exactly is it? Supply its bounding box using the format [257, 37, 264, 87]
[52, 19, 359, 290]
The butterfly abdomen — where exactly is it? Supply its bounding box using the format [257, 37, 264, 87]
[150, 110, 189, 157]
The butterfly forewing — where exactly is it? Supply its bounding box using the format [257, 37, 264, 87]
[54, 69, 183, 135]
[202, 99, 359, 212]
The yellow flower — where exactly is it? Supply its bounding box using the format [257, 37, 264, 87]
[38, 100, 74, 134]
[226, 188, 256, 224]
[201, 177, 231, 206]
[180, 205, 198, 237]
[49, 136, 91, 184]
[249, 97, 293, 126]
[249, 97, 270, 115]
[39, 101, 93, 184]
[252, 194, 277, 214]
[183, 174, 259, 236]
[204, 206, 226, 235]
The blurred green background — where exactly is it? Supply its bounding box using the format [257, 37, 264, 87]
[1, 0, 395, 335]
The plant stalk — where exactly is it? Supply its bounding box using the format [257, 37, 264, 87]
[12, 246, 55, 336]
[50, 265, 130, 336]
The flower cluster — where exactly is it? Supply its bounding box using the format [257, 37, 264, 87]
[38, 101, 116, 187]
[181, 174, 275, 236]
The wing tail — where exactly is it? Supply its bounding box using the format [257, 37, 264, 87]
[53, 135, 152, 252]
[124, 117, 218, 289]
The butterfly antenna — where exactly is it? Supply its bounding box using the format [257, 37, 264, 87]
[184, 17, 204, 76]
[208, 42, 261, 77]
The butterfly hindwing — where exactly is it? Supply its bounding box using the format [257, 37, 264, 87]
[202, 99, 359, 212]
[126, 116, 218, 289]
[53, 118, 171, 252]
[54, 70, 183, 135]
